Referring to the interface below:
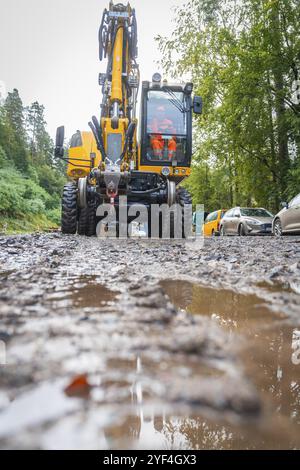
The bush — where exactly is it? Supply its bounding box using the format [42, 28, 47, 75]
[0, 167, 49, 216]
[37, 165, 66, 195]
[0, 145, 9, 167]
[24, 198, 45, 214]
[46, 207, 61, 225]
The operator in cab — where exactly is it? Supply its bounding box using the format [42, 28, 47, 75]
[147, 104, 177, 161]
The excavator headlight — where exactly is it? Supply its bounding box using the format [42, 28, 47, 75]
[161, 167, 170, 177]
[152, 73, 162, 84]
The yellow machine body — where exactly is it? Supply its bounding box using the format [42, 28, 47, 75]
[67, 131, 102, 179]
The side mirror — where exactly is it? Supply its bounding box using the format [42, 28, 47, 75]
[234, 214, 240, 218]
[281, 201, 288, 209]
[193, 96, 203, 115]
[55, 126, 65, 158]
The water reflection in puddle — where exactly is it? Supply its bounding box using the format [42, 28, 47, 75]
[50, 276, 119, 309]
[160, 280, 284, 330]
[104, 408, 299, 450]
[102, 281, 300, 450]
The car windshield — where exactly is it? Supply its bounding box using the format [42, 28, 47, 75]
[240, 208, 273, 218]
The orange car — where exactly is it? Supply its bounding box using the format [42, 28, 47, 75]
[203, 209, 227, 237]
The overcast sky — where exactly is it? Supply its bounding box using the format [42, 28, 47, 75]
[0, 0, 185, 139]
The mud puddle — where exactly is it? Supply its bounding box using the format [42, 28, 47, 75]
[48, 276, 119, 309]
[129, 279, 300, 449]
[100, 281, 300, 449]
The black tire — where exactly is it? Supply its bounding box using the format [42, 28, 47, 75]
[238, 224, 246, 236]
[61, 182, 78, 234]
[274, 219, 283, 237]
[176, 187, 192, 239]
[151, 187, 192, 239]
[86, 204, 97, 237]
[78, 207, 88, 236]
[177, 187, 192, 206]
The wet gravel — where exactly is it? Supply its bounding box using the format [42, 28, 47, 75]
[0, 233, 300, 449]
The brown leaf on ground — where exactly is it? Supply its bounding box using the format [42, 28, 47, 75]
[64, 374, 92, 398]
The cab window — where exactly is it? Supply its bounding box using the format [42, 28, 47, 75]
[70, 131, 82, 148]
[145, 90, 187, 164]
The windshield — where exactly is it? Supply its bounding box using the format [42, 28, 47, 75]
[145, 90, 188, 164]
[147, 90, 187, 136]
[240, 208, 273, 218]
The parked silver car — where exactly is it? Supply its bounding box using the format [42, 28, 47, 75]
[220, 207, 273, 236]
[273, 193, 300, 236]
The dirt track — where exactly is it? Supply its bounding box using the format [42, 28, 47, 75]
[0, 233, 300, 449]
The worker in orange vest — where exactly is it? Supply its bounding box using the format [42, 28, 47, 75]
[148, 105, 177, 160]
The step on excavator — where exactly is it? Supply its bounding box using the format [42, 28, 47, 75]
[55, 1, 202, 238]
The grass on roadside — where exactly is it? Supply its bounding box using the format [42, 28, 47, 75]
[0, 213, 59, 235]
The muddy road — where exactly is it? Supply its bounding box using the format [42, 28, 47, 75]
[0, 233, 300, 449]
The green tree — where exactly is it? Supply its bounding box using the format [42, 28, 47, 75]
[1, 89, 29, 171]
[0, 88, 66, 231]
[157, 0, 300, 212]
[25, 101, 53, 166]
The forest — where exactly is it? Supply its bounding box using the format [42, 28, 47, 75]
[158, 0, 300, 212]
[0, 89, 65, 233]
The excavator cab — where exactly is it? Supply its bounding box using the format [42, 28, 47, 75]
[139, 77, 200, 180]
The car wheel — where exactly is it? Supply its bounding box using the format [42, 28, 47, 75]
[238, 224, 246, 236]
[274, 219, 283, 237]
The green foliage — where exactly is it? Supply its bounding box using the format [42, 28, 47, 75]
[0, 145, 8, 167]
[0, 88, 66, 232]
[46, 207, 62, 226]
[0, 168, 49, 217]
[158, 0, 300, 212]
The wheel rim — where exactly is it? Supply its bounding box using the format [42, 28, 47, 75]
[274, 220, 282, 236]
[167, 180, 176, 207]
[78, 177, 87, 209]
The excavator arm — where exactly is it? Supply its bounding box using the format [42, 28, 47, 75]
[89, 2, 139, 174]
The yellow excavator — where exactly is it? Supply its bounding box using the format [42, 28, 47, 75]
[55, 1, 202, 237]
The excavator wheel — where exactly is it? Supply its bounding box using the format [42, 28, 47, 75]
[177, 187, 192, 207]
[156, 187, 192, 239]
[61, 182, 78, 234]
[176, 187, 192, 239]
[85, 204, 97, 237]
[78, 207, 88, 236]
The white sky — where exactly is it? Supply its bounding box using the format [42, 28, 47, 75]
[0, 0, 185, 139]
